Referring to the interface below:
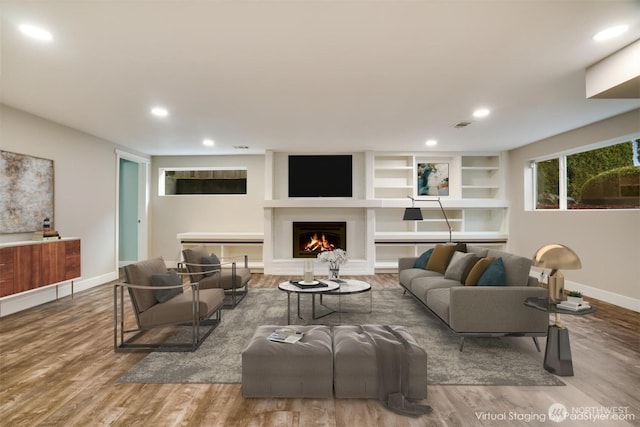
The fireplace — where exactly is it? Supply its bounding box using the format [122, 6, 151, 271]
[292, 222, 347, 258]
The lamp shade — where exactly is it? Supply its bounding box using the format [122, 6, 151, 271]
[402, 208, 423, 221]
[532, 244, 581, 270]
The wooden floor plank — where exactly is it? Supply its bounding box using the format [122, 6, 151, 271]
[1, 274, 638, 426]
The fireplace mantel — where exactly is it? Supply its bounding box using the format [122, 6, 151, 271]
[264, 199, 381, 208]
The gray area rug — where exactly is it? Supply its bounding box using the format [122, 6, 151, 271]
[118, 288, 564, 386]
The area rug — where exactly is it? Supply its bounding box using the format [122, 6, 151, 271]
[118, 288, 564, 386]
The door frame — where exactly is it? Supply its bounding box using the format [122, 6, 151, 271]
[115, 149, 150, 269]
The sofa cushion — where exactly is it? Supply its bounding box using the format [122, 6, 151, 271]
[467, 246, 489, 258]
[425, 288, 451, 324]
[399, 268, 440, 290]
[198, 267, 252, 290]
[426, 244, 457, 274]
[413, 248, 434, 269]
[138, 288, 224, 328]
[477, 258, 507, 286]
[411, 276, 459, 302]
[444, 251, 477, 281]
[201, 254, 221, 277]
[151, 269, 184, 303]
[486, 249, 533, 286]
[464, 257, 495, 286]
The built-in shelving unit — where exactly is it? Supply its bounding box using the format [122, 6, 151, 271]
[373, 155, 414, 199]
[258, 151, 508, 274]
[177, 233, 264, 271]
[370, 153, 507, 271]
[461, 155, 502, 199]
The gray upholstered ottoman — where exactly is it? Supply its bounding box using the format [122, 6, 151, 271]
[333, 325, 427, 399]
[241, 325, 333, 398]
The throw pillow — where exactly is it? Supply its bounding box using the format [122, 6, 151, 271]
[151, 269, 183, 303]
[452, 242, 467, 253]
[444, 251, 477, 281]
[477, 257, 507, 286]
[460, 255, 481, 284]
[413, 248, 434, 269]
[201, 254, 221, 277]
[464, 257, 496, 286]
[426, 244, 457, 274]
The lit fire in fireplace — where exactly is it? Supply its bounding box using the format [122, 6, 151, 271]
[303, 233, 336, 253]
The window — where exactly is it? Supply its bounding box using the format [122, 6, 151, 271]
[159, 167, 247, 196]
[536, 158, 560, 209]
[533, 137, 639, 210]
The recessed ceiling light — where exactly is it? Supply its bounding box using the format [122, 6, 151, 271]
[19, 24, 53, 42]
[150, 107, 169, 117]
[425, 139, 438, 147]
[593, 25, 629, 41]
[203, 139, 215, 147]
[473, 108, 491, 118]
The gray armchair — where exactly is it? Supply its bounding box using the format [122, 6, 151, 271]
[114, 257, 224, 352]
[181, 245, 251, 308]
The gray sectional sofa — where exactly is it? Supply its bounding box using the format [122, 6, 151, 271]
[399, 244, 548, 350]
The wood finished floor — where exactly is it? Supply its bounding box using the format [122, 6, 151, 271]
[1, 274, 639, 427]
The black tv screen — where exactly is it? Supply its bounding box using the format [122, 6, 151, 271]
[288, 155, 353, 197]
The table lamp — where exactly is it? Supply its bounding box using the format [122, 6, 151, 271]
[532, 244, 581, 303]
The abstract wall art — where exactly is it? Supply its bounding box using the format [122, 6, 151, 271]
[417, 162, 449, 196]
[0, 150, 54, 233]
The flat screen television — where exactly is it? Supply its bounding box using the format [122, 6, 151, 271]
[288, 155, 353, 197]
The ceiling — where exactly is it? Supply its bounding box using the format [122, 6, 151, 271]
[1, 0, 639, 156]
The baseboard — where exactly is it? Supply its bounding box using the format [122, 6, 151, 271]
[564, 279, 639, 313]
[0, 271, 119, 317]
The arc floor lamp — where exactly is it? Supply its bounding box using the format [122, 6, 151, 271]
[403, 196, 452, 243]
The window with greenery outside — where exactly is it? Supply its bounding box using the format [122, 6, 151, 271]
[535, 139, 639, 210]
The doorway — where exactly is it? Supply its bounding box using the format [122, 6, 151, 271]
[116, 150, 149, 268]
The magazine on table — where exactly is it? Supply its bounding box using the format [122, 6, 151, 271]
[267, 329, 304, 344]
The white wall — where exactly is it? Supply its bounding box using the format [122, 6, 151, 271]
[150, 155, 266, 265]
[0, 105, 124, 314]
[507, 109, 640, 311]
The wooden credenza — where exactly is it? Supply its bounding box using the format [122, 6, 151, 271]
[0, 238, 81, 298]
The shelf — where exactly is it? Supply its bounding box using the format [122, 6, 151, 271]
[264, 199, 383, 208]
[461, 156, 500, 168]
[374, 231, 508, 242]
[374, 184, 413, 189]
[177, 232, 264, 243]
[375, 166, 413, 171]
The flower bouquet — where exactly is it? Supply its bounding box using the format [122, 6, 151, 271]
[317, 248, 348, 281]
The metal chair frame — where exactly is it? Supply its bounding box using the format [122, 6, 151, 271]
[114, 269, 222, 352]
[181, 254, 249, 309]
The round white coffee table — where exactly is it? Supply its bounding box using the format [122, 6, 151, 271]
[278, 280, 340, 324]
[315, 279, 372, 319]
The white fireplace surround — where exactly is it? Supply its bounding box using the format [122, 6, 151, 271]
[264, 206, 373, 275]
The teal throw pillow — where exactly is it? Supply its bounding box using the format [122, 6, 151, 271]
[477, 257, 507, 286]
[413, 248, 434, 269]
[201, 255, 221, 277]
[151, 269, 183, 303]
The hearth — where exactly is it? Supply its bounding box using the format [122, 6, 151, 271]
[292, 222, 346, 258]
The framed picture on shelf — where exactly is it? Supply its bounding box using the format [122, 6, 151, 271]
[417, 162, 449, 196]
